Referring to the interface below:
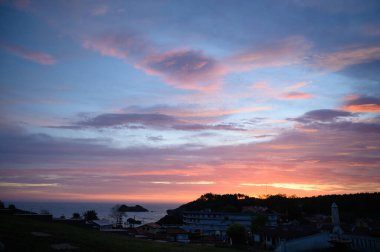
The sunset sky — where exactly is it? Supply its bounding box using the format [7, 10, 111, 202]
[1, 0, 380, 203]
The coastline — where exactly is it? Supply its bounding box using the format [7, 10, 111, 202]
[4, 201, 180, 223]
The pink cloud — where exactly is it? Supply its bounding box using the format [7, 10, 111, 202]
[82, 32, 150, 60]
[0, 43, 56, 65]
[286, 81, 309, 90]
[315, 45, 380, 71]
[251, 81, 270, 90]
[83, 33, 226, 91]
[344, 94, 361, 101]
[249, 81, 313, 101]
[2, 109, 379, 202]
[281, 91, 314, 100]
[230, 36, 311, 71]
[138, 49, 227, 91]
[83, 33, 314, 92]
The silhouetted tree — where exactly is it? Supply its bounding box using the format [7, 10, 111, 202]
[222, 205, 239, 212]
[227, 223, 247, 245]
[8, 204, 16, 210]
[0, 200, 4, 209]
[162, 192, 380, 226]
[83, 210, 98, 221]
[110, 204, 127, 227]
[251, 214, 268, 232]
[126, 218, 142, 227]
[157, 214, 183, 225]
[71, 212, 81, 219]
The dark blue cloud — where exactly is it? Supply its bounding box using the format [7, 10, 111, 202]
[51, 113, 247, 132]
[78, 113, 176, 128]
[345, 96, 380, 106]
[289, 109, 354, 123]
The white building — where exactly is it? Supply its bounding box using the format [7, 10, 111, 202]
[182, 211, 254, 237]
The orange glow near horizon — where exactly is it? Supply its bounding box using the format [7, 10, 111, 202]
[2, 176, 377, 203]
[1, 1, 379, 205]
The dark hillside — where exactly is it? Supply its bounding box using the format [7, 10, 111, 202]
[163, 192, 380, 224]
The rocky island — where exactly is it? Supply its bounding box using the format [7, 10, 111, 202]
[118, 204, 148, 212]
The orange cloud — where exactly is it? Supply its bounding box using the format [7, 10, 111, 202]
[249, 81, 313, 101]
[296, 127, 319, 133]
[4, 105, 379, 202]
[123, 105, 271, 121]
[341, 95, 380, 113]
[281, 92, 314, 100]
[343, 104, 380, 113]
[251, 81, 270, 90]
[344, 94, 361, 101]
[263, 144, 298, 150]
[240, 183, 341, 191]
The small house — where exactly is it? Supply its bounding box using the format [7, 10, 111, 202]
[166, 227, 190, 243]
[136, 223, 161, 236]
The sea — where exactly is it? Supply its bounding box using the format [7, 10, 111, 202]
[4, 201, 181, 224]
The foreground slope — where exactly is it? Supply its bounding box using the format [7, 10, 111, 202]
[0, 215, 239, 252]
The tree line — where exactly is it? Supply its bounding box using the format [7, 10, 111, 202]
[166, 192, 380, 221]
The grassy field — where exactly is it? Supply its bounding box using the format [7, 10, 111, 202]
[0, 215, 242, 252]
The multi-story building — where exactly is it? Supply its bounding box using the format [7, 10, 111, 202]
[182, 211, 255, 237]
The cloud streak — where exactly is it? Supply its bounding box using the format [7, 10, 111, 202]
[0, 42, 56, 65]
[315, 46, 380, 71]
[240, 183, 341, 191]
[53, 112, 247, 132]
[342, 95, 380, 113]
[1, 106, 379, 201]
[289, 109, 354, 123]
[230, 36, 312, 71]
[123, 104, 270, 120]
[84, 32, 226, 91]
[83, 33, 315, 91]
[83, 32, 150, 60]
[0, 182, 58, 187]
[281, 92, 314, 100]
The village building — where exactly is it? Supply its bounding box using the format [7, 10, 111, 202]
[275, 203, 380, 252]
[182, 210, 277, 239]
[136, 222, 161, 238]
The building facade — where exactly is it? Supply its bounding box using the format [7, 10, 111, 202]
[182, 211, 255, 237]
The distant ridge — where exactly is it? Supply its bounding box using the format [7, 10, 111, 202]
[164, 192, 380, 221]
